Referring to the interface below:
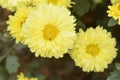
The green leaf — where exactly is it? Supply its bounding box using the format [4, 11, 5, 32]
[14, 43, 26, 52]
[5, 55, 20, 74]
[115, 63, 120, 71]
[72, 0, 94, 16]
[76, 19, 86, 31]
[37, 74, 45, 80]
[107, 63, 120, 80]
[107, 70, 120, 80]
[108, 18, 118, 27]
[0, 75, 7, 80]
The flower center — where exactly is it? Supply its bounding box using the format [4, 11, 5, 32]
[47, 0, 58, 5]
[43, 24, 59, 40]
[86, 44, 99, 56]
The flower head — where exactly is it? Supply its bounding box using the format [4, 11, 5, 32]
[7, 7, 33, 43]
[0, 0, 73, 11]
[17, 72, 38, 80]
[111, 0, 120, 5]
[107, 3, 120, 20]
[70, 26, 117, 72]
[45, 0, 74, 7]
[107, 3, 120, 24]
[22, 4, 76, 58]
[0, 0, 31, 11]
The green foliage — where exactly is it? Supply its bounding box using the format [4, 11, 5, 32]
[115, 63, 120, 70]
[13, 43, 26, 52]
[37, 74, 45, 80]
[108, 18, 118, 27]
[72, 0, 95, 16]
[76, 19, 86, 31]
[5, 55, 20, 74]
[107, 63, 120, 80]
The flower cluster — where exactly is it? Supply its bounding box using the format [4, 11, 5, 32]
[0, 0, 73, 11]
[0, 0, 117, 73]
[6, 0, 76, 58]
[107, 0, 120, 24]
[17, 72, 38, 80]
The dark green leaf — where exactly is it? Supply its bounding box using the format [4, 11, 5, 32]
[107, 70, 120, 80]
[107, 63, 120, 80]
[108, 18, 118, 27]
[76, 19, 86, 31]
[72, 0, 95, 16]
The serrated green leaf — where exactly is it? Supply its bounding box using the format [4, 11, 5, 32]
[72, 0, 94, 16]
[5, 55, 20, 74]
[108, 18, 118, 27]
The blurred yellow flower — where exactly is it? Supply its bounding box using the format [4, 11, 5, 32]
[45, 0, 73, 7]
[70, 26, 117, 72]
[107, 3, 120, 24]
[7, 7, 33, 43]
[0, 0, 31, 11]
[0, 0, 73, 11]
[17, 72, 38, 80]
[22, 4, 76, 58]
[111, 0, 120, 4]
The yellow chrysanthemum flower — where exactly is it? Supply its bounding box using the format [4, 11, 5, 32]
[30, 78, 38, 80]
[45, 0, 73, 7]
[0, 0, 31, 11]
[107, 3, 120, 20]
[7, 7, 33, 43]
[22, 4, 76, 58]
[107, 3, 120, 24]
[0, 0, 73, 11]
[70, 26, 117, 72]
[111, 0, 120, 4]
[17, 72, 38, 80]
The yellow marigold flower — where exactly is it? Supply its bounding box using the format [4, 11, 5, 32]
[107, 3, 120, 24]
[111, 0, 120, 4]
[70, 26, 117, 72]
[22, 4, 76, 58]
[7, 7, 32, 43]
[17, 72, 38, 80]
